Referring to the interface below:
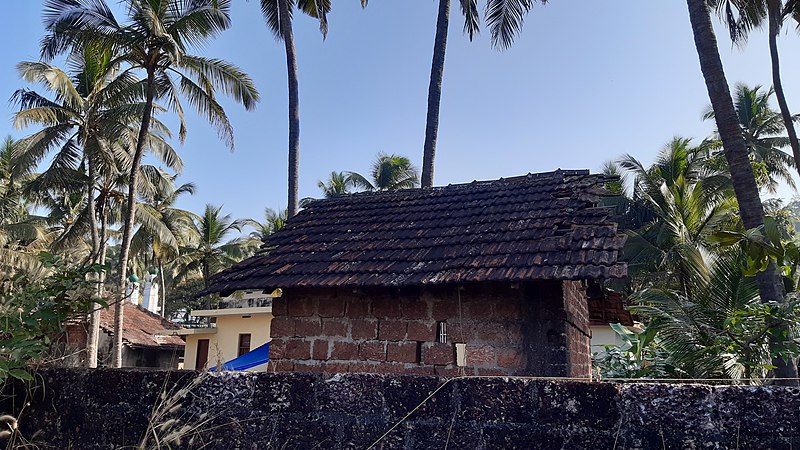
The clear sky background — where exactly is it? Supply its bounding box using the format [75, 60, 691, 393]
[2, 1, 800, 225]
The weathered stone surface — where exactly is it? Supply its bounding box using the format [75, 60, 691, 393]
[534, 380, 620, 428]
[3, 368, 800, 449]
[459, 377, 535, 423]
[382, 375, 454, 421]
[317, 373, 385, 415]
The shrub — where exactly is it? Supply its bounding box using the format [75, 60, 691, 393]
[0, 253, 105, 381]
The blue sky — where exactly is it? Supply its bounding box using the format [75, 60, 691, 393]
[2, 2, 800, 224]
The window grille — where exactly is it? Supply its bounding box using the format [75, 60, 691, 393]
[437, 321, 447, 344]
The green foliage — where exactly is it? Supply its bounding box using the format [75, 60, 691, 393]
[312, 154, 421, 200]
[615, 137, 735, 293]
[172, 204, 254, 287]
[609, 127, 800, 381]
[316, 171, 355, 198]
[621, 248, 800, 381]
[595, 287, 800, 382]
[593, 323, 671, 379]
[348, 153, 420, 192]
[0, 253, 105, 382]
[711, 216, 799, 279]
[245, 208, 287, 245]
[763, 198, 798, 242]
[164, 279, 214, 321]
[703, 84, 797, 193]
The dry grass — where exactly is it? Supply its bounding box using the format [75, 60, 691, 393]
[135, 372, 216, 450]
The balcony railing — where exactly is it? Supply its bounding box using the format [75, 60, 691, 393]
[178, 317, 215, 329]
[217, 297, 273, 310]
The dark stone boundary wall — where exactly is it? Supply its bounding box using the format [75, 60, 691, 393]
[3, 368, 800, 449]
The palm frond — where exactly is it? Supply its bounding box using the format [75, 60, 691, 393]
[485, 0, 540, 50]
[177, 72, 234, 149]
[459, 0, 480, 40]
[178, 56, 260, 111]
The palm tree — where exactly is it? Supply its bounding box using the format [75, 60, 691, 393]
[12, 43, 184, 367]
[617, 138, 735, 294]
[245, 208, 287, 245]
[421, 0, 546, 187]
[710, 0, 800, 177]
[260, 0, 356, 217]
[349, 153, 420, 191]
[0, 137, 50, 282]
[600, 160, 656, 234]
[130, 178, 197, 316]
[0, 137, 37, 231]
[173, 204, 250, 288]
[703, 84, 797, 193]
[41, 0, 260, 367]
[633, 249, 771, 381]
[15, 54, 125, 261]
[685, 0, 798, 384]
[317, 171, 354, 198]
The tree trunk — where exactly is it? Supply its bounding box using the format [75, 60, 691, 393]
[98, 199, 108, 271]
[202, 259, 210, 289]
[686, 0, 799, 384]
[767, 0, 800, 176]
[159, 259, 166, 318]
[88, 193, 108, 367]
[114, 65, 156, 368]
[421, 0, 450, 189]
[86, 159, 99, 262]
[85, 159, 100, 368]
[280, 0, 301, 218]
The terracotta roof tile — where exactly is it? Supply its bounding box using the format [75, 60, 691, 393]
[99, 303, 185, 350]
[205, 170, 627, 294]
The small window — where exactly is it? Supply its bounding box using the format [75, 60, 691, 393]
[237, 333, 252, 357]
[437, 321, 447, 344]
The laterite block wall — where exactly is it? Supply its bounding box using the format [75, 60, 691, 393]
[4, 369, 800, 449]
[268, 281, 591, 377]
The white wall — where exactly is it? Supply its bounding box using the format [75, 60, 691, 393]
[590, 324, 625, 354]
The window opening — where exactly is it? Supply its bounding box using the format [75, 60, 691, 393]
[237, 333, 252, 357]
[437, 321, 448, 344]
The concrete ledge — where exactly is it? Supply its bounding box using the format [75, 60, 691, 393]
[2, 368, 799, 449]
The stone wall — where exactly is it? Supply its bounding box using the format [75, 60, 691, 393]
[4, 368, 800, 449]
[269, 281, 588, 377]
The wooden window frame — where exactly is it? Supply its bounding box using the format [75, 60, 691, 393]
[237, 333, 252, 357]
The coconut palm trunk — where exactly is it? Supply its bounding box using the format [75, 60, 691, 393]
[686, 0, 799, 384]
[279, 0, 301, 218]
[767, 0, 800, 175]
[421, 0, 450, 189]
[98, 202, 108, 276]
[86, 159, 100, 261]
[159, 259, 166, 318]
[90, 202, 109, 366]
[85, 159, 101, 368]
[113, 66, 156, 367]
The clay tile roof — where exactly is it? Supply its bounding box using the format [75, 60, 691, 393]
[204, 169, 627, 294]
[99, 303, 185, 350]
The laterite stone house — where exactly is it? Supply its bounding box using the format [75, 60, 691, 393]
[204, 170, 626, 377]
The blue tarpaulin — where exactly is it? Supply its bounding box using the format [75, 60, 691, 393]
[209, 342, 270, 371]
